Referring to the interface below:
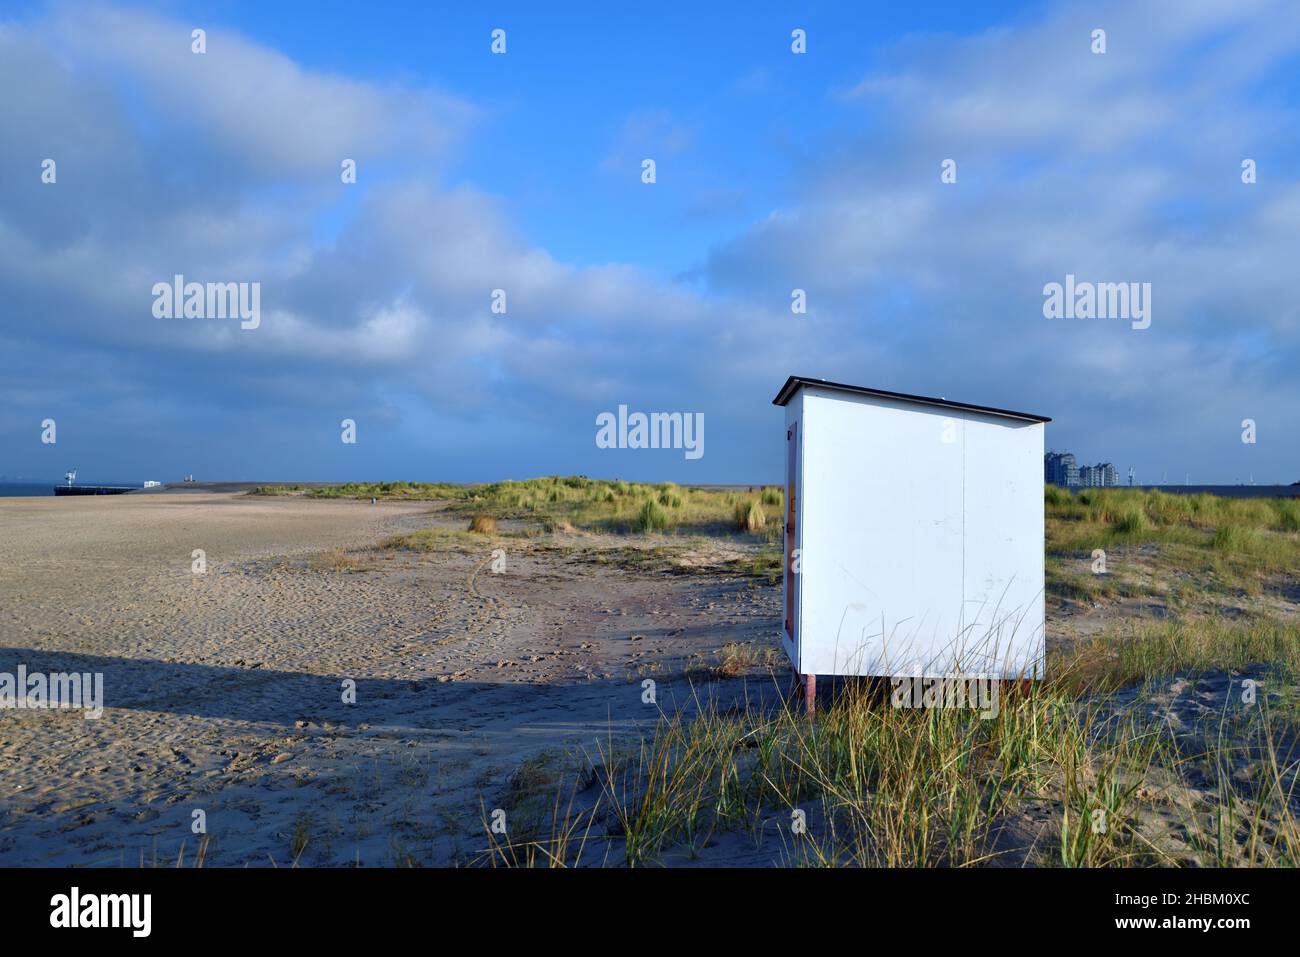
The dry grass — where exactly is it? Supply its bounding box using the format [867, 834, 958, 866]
[692, 641, 781, 678]
[307, 547, 367, 573]
[468, 514, 498, 535]
[733, 499, 767, 533]
[380, 527, 507, 552]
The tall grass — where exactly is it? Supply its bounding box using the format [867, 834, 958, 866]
[1111, 505, 1148, 536]
[633, 499, 671, 533]
[1048, 485, 1300, 536]
[734, 499, 767, 533]
[1212, 524, 1259, 553]
[482, 675, 1298, 867]
[1045, 486, 1300, 593]
[283, 475, 770, 535]
[1056, 618, 1300, 695]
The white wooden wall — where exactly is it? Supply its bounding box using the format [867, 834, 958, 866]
[786, 385, 1044, 679]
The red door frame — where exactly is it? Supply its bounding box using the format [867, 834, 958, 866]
[785, 422, 798, 642]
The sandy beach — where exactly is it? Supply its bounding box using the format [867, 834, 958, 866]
[0, 493, 780, 866]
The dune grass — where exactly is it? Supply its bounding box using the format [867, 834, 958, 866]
[1047, 486, 1300, 542]
[446, 477, 781, 536]
[264, 475, 787, 538]
[1045, 486, 1300, 601]
[633, 499, 671, 533]
[296, 480, 466, 500]
[733, 499, 767, 532]
[1056, 617, 1300, 695]
[480, 674, 1299, 868]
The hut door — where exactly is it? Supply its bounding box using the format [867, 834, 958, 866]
[785, 422, 798, 641]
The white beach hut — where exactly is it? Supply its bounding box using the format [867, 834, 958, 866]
[773, 376, 1050, 711]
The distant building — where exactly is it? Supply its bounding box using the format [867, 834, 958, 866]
[1078, 462, 1120, 487]
[1047, 452, 1119, 488]
[1045, 451, 1080, 487]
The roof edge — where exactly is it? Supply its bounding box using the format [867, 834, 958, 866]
[772, 376, 1052, 424]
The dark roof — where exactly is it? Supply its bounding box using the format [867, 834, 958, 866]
[771, 376, 1051, 423]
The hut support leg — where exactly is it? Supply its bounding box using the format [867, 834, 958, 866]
[787, 669, 817, 718]
[999, 678, 1035, 700]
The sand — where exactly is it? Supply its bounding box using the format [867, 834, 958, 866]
[0, 493, 780, 866]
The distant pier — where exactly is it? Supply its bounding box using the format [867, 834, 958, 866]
[53, 485, 136, 496]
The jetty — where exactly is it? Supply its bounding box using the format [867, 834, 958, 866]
[52, 468, 136, 496]
[53, 485, 136, 496]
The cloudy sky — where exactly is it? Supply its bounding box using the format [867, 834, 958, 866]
[2, 0, 1297, 484]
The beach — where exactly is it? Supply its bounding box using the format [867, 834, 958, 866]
[0, 492, 780, 866]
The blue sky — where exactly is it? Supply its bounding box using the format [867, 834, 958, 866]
[1, 0, 1298, 484]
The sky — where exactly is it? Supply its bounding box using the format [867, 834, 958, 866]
[1, 0, 1298, 485]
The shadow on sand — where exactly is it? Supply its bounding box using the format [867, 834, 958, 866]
[0, 647, 782, 731]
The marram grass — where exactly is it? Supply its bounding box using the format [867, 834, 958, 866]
[479, 663, 1300, 868]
